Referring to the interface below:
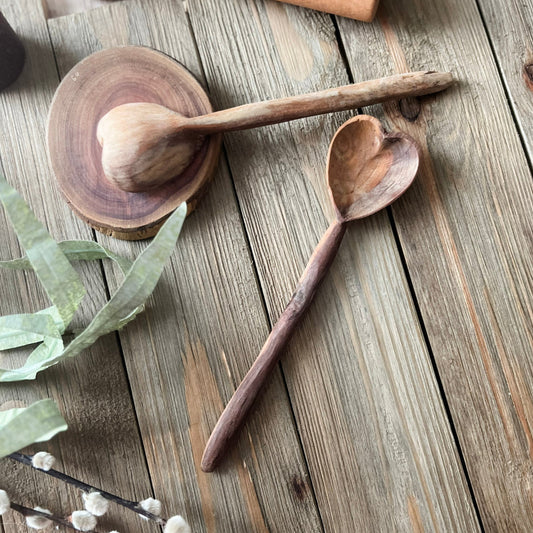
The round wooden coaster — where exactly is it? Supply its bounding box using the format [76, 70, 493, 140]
[47, 46, 221, 240]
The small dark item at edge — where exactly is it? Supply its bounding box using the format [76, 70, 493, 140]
[0, 11, 25, 91]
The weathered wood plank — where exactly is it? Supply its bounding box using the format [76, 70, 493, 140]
[48, 1, 322, 531]
[337, 1, 533, 530]
[0, 1, 155, 532]
[187, 0, 478, 531]
[476, 1, 533, 159]
[42, 0, 108, 18]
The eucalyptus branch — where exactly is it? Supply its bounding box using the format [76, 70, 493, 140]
[9, 452, 167, 526]
[9, 501, 97, 532]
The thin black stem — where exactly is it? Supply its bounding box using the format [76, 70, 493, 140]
[9, 452, 166, 526]
[10, 501, 94, 532]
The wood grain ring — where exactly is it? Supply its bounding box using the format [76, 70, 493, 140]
[47, 46, 221, 240]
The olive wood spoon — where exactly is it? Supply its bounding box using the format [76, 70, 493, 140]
[201, 114, 420, 472]
[97, 71, 447, 192]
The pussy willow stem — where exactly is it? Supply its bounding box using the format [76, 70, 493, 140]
[10, 501, 97, 532]
[9, 452, 166, 526]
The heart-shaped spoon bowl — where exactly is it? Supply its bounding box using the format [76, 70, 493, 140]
[328, 114, 419, 222]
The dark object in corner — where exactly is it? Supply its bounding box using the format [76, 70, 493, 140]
[0, 12, 25, 91]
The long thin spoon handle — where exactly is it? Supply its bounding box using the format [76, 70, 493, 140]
[185, 71, 452, 135]
[201, 219, 347, 472]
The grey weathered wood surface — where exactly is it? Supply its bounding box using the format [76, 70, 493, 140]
[48, 1, 322, 531]
[337, 0, 533, 530]
[4, 0, 533, 531]
[187, 0, 477, 531]
[43, 0, 108, 18]
[476, 0, 533, 160]
[0, 0, 156, 532]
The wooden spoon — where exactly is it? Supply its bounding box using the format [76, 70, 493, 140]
[97, 71, 447, 192]
[201, 114, 420, 472]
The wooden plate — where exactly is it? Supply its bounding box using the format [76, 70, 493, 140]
[47, 46, 221, 240]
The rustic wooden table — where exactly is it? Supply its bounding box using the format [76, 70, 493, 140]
[1, 0, 532, 531]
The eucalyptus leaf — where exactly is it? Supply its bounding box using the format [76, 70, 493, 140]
[0, 240, 133, 275]
[0, 312, 60, 350]
[0, 399, 67, 458]
[0, 173, 187, 381]
[0, 179, 86, 328]
[53, 202, 187, 360]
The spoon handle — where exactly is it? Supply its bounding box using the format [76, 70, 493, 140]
[201, 219, 347, 472]
[184, 71, 452, 135]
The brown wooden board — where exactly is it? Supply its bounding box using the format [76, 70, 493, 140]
[186, 0, 478, 531]
[337, 0, 533, 529]
[48, 1, 323, 531]
[0, 0, 155, 531]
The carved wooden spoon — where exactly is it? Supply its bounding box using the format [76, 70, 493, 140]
[201, 114, 420, 472]
[97, 71, 446, 192]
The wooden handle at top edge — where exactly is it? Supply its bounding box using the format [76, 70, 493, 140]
[274, 0, 380, 21]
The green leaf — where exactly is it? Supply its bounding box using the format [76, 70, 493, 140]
[0, 177, 186, 462]
[0, 173, 187, 381]
[41, 202, 187, 364]
[0, 399, 67, 458]
[0, 312, 60, 350]
[0, 240, 133, 275]
[0, 180, 86, 329]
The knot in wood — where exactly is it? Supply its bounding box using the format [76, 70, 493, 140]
[399, 97, 421, 122]
[523, 64, 533, 90]
[290, 475, 308, 500]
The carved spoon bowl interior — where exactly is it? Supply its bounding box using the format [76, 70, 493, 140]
[328, 115, 419, 221]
